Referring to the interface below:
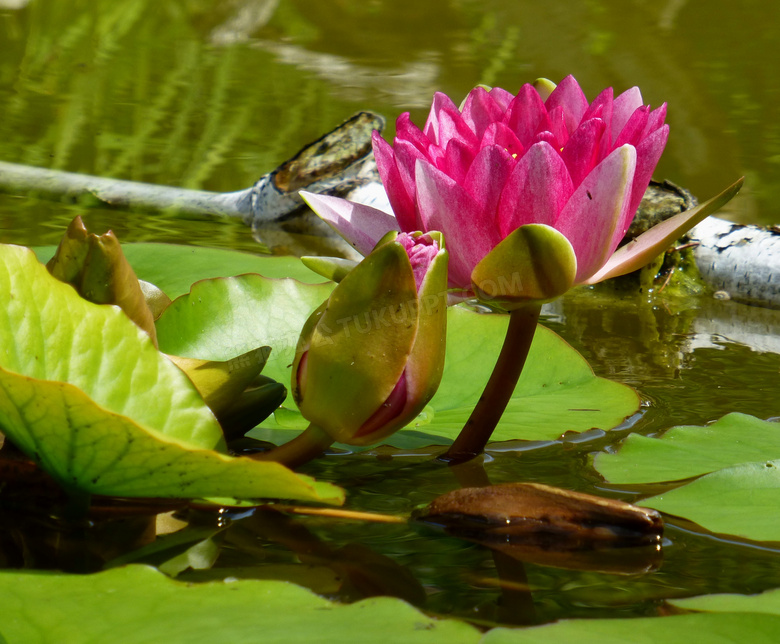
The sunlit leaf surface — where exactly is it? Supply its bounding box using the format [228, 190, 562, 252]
[594, 413, 780, 542]
[0, 244, 341, 503]
[0, 565, 481, 644]
[594, 413, 780, 484]
[481, 613, 780, 643]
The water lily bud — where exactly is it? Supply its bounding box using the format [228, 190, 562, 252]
[292, 231, 448, 446]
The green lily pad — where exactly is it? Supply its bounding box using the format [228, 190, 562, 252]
[154, 273, 335, 377]
[594, 413, 780, 484]
[639, 460, 780, 542]
[593, 414, 780, 542]
[0, 243, 341, 504]
[481, 613, 780, 643]
[35, 242, 326, 298]
[0, 565, 481, 644]
[671, 587, 780, 615]
[157, 274, 639, 448]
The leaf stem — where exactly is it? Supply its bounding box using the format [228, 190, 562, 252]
[441, 305, 541, 465]
[251, 424, 335, 469]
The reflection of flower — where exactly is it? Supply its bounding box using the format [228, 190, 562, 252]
[303, 76, 670, 305]
[293, 231, 448, 446]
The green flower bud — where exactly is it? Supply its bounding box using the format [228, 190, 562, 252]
[292, 231, 448, 446]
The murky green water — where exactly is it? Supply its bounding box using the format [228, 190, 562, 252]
[2, 0, 780, 629]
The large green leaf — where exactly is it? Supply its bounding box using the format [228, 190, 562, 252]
[594, 413, 780, 484]
[481, 613, 780, 643]
[0, 243, 341, 503]
[1, 244, 220, 449]
[35, 243, 326, 298]
[0, 565, 481, 644]
[157, 274, 639, 448]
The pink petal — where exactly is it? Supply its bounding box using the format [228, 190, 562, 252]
[498, 141, 574, 237]
[393, 138, 430, 229]
[642, 103, 667, 138]
[560, 118, 607, 188]
[582, 87, 613, 128]
[423, 92, 475, 147]
[611, 87, 644, 144]
[440, 138, 475, 185]
[300, 192, 401, 256]
[373, 132, 416, 231]
[614, 105, 649, 148]
[545, 75, 589, 134]
[461, 86, 504, 140]
[481, 122, 524, 159]
[415, 160, 499, 287]
[489, 86, 514, 111]
[436, 107, 479, 150]
[463, 144, 514, 224]
[585, 177, 744, 284]
[532, 131, 560, 148]
[624, 124, 670, 225]
[504, 83, 552, 148]
[554, 144, 637, 283]
[395, 112, 430, 155]
[546, 105, 569, 148]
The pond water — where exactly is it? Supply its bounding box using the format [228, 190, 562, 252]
[1, 0, 780, 631]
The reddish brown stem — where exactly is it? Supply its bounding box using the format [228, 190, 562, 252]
[441, 305, 541, 465]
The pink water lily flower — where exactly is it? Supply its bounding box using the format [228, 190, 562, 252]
[303, 76, 740, 305]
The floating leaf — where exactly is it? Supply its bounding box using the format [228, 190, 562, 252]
[36, 242, 326, 297]
[671, 586, 780, 615]
[594, 413, 780, 484]
[0, 244, 341, 504]
[0, 565, 481, 644]
[481, 612, 780, 643]
[157, 273, 638, 448]
[639, 461, 780, 542]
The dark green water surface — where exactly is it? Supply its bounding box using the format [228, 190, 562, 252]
[1, 0, 780, 629]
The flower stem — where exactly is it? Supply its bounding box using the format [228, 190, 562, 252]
[251, 424, 334, 469]
[441, 304, 541, 465]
